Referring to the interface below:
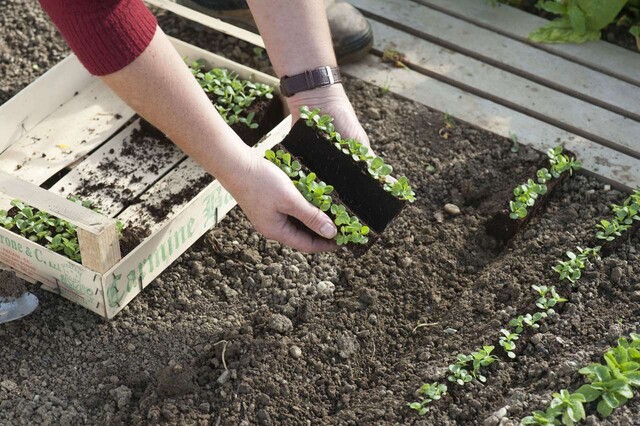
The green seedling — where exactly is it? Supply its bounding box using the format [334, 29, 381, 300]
[521, 409, 559, 425]
[265, 149, 301, 178]
[510, 132, 520, 153]
[548, 390, 586, 426]
[508, 312, 546, 334]
[533, 285, 567, 314]
[299, 106, 416, 202]
[509, 147, 580, 220]
[295, 171, 333, 212]
[552, 246, 600, 284]
[384, 176, 416, 203]
[596, 219, 630, 242]
[408, 382, 447, 416]
[330, 204, 370, 245]
[190, 62, 273, 129]
[470, 346, 498, 383]
[1, 197, 123, 263]
[499, 329, 519, 359]
[447, 354, 474, 386]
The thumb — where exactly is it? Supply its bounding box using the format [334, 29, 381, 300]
[284, 192, 337, 240]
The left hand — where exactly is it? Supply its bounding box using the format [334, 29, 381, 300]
[286, 84, 370, 148]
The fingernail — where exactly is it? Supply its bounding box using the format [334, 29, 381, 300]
[320, 223, 336, 239]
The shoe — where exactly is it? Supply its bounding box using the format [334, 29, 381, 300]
[176, 0, 373, 64]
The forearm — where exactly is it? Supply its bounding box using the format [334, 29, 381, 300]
[100, 28, 253, 188]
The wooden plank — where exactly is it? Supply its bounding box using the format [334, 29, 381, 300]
[77, 226, 121, 274]
[0, 54, 93, 153]
[146, 0, 265, 48]
[349, 0, 640, 121]
[0, 79, 134, 211]
[343, 55, 640, 191]
[408, 0, 640, 87]
[361, 20, 640, 161]
[103, 115, 291, 318]
[0, 171, 116, 234]
[48, 119, 185, 217]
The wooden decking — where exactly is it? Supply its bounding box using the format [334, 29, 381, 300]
[342, 0, 640, 191]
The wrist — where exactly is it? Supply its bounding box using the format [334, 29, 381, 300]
[286, 83, 348, 112]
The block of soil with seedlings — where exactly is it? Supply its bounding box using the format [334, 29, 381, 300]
[486, 147, 581, 242]
[267, 106, 415, 253]
[0, 37, 289, 318]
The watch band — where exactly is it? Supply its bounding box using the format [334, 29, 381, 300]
[279, 66, 342, 97]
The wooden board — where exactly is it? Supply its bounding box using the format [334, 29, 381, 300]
[0, 55, 92, 154]
[49, 119, 186, 217]
[0, 79, 134, 210]
[343, 55, 640, 191]
[348, 0, 640, 121]
[362, 19, 640, 160]
[146, 0, 264, 48]
[410, 0, 640, 87]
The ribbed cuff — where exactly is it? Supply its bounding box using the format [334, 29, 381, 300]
[39, 0, 158, 76]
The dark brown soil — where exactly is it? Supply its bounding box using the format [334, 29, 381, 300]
[119, 226, 152, 258]
[1, 4, 640, 426]
[0, 270, 26, 298]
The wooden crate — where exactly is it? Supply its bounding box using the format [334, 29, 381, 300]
[0, 37, 290, 318]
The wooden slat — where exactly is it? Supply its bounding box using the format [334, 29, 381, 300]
[362, 20, 640, 160]
[0, 171, 115, 234]
[0, 79, 135, 211]
[409, 0, 640, 87]
[49, 119, 186, 217]
[0, 54, 92, 153]
[349, 0, 640, 121]
[146, 0, 265, 48]
[343, 55, 640, 191]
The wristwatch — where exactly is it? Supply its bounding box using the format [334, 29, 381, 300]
[279, 66, 342, 97]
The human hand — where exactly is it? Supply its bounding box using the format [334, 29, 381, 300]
[222, 152, 338, 253]
[287, 84, 370, 148]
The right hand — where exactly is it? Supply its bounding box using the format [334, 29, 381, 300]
[223, 153, 338, 253]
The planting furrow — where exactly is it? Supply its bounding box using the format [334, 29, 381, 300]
[410, 172, 640, 422]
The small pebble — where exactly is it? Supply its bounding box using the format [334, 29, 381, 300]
[444, 203, 461, 215]
[289, 346, 302, 359]
[444, 327, 457, 335]
[268, 314, 293, 334]
[611, 267, 623, 284]
[603, 184, 611, 191]
[217, 370, 230, 385]
[434, 211, 444, 223]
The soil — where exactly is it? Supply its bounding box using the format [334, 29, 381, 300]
[1, 3, 640, 426]
[0, 270, 27, 299]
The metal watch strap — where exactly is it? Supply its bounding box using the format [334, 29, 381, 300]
[279, 66, 342, 97]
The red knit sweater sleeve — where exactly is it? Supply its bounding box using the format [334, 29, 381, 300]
[38, 0, 158, 76]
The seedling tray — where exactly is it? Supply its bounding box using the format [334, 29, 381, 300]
[0, 37, 290, 318]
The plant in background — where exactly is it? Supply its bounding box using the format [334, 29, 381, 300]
[190, 61, 274, 129]
[299, 106, 416, 202]
[533, 285, 567, 314]
[508, 312, 546, 334]
[509, 178, 548, 219]
[552, 246, 600, 283]
[529, 0, 628, 45]
[521, 408, 561, 425]
[408, 382, 447, 415]
[265, 149, 301, 178]
[596, 219, 630, 241]
[499, 329, 519, 359]
[295, 171, 334, 212]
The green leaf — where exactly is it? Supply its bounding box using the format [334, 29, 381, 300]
[529, 19, 601, 44]
[567, 4, 586, 33]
